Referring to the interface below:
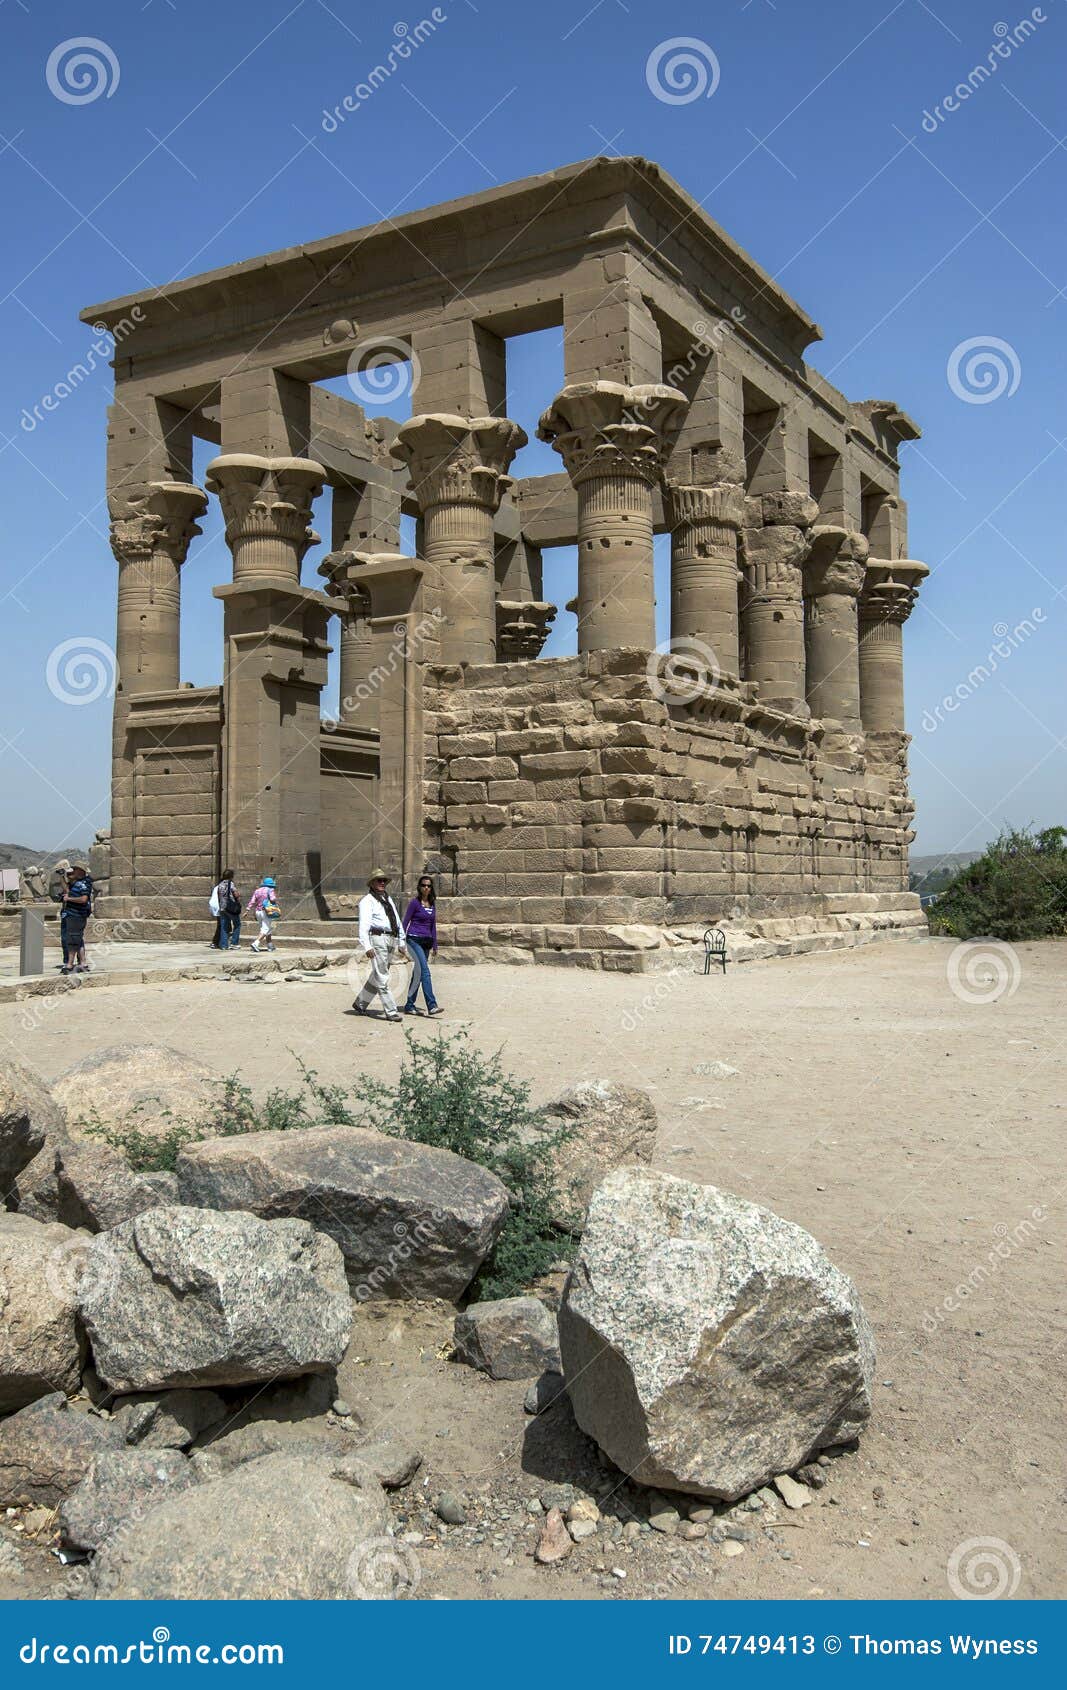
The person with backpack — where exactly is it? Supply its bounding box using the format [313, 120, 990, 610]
[61, 864, 93, 974]
[247, 876, 280, 952]
[211, 870, 242, 950]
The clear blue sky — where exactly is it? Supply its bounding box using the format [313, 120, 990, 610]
[2, 0, 1063, 859]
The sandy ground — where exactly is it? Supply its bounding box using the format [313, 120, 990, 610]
[1, 935, 1064, 1601]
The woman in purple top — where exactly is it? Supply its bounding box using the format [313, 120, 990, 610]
[401, 874, 442, 1016]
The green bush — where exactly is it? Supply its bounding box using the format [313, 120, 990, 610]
[83, 1030, 573, 1298]
[927, 825, 1067, 941]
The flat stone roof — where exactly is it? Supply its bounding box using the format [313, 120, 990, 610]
[81, 154, 821, 350]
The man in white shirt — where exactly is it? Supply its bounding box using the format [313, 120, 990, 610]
[352, 869, 406, 1023]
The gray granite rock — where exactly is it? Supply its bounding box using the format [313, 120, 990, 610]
[112, 1388, 228, 1450]
[0, 1059, 61, 1190]
[537, 1080, 658, 1231]
[60, 1448, 197, 1553]
[0, 1212, 86, 1411]
[177, 1124, 510, 1301]
[558, 1167, 875, 1501]
[0, 1392, 121, 1506]
[453, 1295, 561, 1380]
[79, 1205, 351, 1392]
[89, 1450, 391, 1598]
[55, 1140, 163, 1233]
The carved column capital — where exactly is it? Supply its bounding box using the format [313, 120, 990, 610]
[495, 600, 557, 660]
[663, 481, 747, 535]
[206, 453, 325, 580]
[109, 481, 207, 567]
[803, 525, 869, 600]
[860, 559, 929, 626]
[390, 414, 526, 513]
[538, 381, 686, 486]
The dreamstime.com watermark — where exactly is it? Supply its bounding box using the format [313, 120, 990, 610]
[920, 10, 1047, 133]
[45, 637, 119, 706]
[946, 1536, 1023, 1599]
[922, 1207, 1046, 1334]
[45, 38, 120, 105]
[18, 1630, 284, 1665]
[921, 610, 1045, 731]
[946, 939, 1021, 1004]
[21, 309, 145, 433]
[347, 337, 420, 408]
[645, 37, 720, 105]
[323, 608, 442, 729]
[646, 638, 723, 707]
[321, 14, 447, 130]
[947, 336, 1021, 404]
[620, 968, 688, 1034]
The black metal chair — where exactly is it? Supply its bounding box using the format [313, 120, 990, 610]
[703, 927, 728, 975]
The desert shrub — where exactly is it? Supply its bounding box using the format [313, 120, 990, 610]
[82, 1032, 573, 1297]
[927, 825, 1067, 941]
[347, 1029, 574, 1299]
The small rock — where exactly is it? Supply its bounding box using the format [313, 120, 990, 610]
[566, 1497, 601, 1524]
[453, 1296, 560, 1381]
[21, 1506, 53, 1536]
[621, 1520, 641, 1543]
[523, 1370, 567, 1415]
[568, 1518, 598, 1542]
[539, 1482, 577, 1513]
[722, 1539, 745, 1557]
[534, 1507, 572, 1565]
[525, 1498, 543, 1515]
[796, 1462, 827, 1488]
[331, 1398, 353, 1417]
[648, 1501, 680, 1536]
[687, 1505, 715, 1523]
[723, 1523, 753, 1542]
[773, 1473, 812, 1510]
[435, 1492, 467, 1526]
[352, 1435, 422, 1490]
[0, 1539, 24, 1579]
[678, 1521, 707, 1541]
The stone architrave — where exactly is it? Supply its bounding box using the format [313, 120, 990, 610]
[538, 382, 686, 653]
[858, 561, 929, 733]
[741, 491, 819, 715]
[802, 526, 869, 729]
[390, 415, 526, 665]
[663, 479, 747, 678]
[205, 454, 325, 583]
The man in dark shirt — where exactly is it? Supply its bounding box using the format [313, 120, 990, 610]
[61, 866, 92, 973]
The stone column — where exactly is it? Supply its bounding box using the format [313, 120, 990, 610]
[802, 526, 868, 729]
[858, 561, 929, 733]
[741, 491, 818, 715]
[205, 454, 325, 582]
[207, 454, 331, 908]
[390, 414, 526, 666]
[109, 481, 207, 695]
[663, 477, 747, 677]
[538, 382, 686, 653]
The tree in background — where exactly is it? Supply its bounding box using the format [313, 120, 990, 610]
[928, 826, 1067, 941]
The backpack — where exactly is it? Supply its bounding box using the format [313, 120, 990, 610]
[222, 881, 241, 919]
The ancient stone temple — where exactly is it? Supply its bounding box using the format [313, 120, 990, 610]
[84, 157, 927, 967]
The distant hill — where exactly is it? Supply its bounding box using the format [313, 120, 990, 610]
[0, 842, 91, 872]
[910, 851, 982, 880]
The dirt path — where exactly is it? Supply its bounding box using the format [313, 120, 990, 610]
[1, 936, 1064, 1600]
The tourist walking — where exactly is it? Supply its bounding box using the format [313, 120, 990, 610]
[211, 870, 242, 950]
[60, 865, 93, 974]
[401, 874, 442, 1016]
[352, 869, 406, 1023]
[247, 876, 280, 952]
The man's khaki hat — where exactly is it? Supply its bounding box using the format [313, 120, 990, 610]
[368, 869, 391, 883]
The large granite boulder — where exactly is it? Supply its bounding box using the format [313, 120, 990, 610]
[60, 1448, 197, 1553]
[55, 1140, 164, 1233]
[90, 1450, 392, 1599]
[0, 1392, 122, 1506]
[52, 1044, 223, 1149]
[0, 1212, 85, 1410]
[0, 1058, 62, 1189]
[177, 1125, 510, 1302]
[558, 1167, 875, 1501]
[453, 1295, 561, 1380]
[537, 1080, 658, 1231]
[79, 1205, 352, 1393]
[9, 1137, 66, 1223]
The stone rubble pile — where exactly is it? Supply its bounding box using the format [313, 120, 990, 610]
[0, 1051, 875, 1598]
